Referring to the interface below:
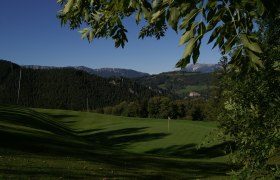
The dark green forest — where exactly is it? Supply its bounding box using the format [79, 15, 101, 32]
[0, 60, 162, 110]
[99, 97, 214, 121]
[136, 71, 215, 98]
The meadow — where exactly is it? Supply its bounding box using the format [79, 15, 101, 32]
[0, 105, 236, 179]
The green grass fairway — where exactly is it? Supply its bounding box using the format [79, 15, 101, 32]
[0, 105, 236, 179]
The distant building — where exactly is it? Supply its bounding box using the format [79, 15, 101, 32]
[189, 91, 201, 97]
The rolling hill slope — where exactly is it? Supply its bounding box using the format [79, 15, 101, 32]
[0, 105, 235, 179]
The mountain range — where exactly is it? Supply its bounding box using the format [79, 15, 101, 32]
[23, 63, 219, 78]
[181, 63, 221, 73]
[23, 65, 149, 78]
[74, 66, 150, 78]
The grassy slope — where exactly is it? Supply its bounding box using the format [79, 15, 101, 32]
[0, 105, 235, 179]
[39, 109, 225, 160]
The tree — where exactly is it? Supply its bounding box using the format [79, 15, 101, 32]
[159, 97, 172, 119]
[174, 100, 187, 119]
[148, 96, 161, 118]
[126, 102, 141, 117]
[112, 101, 128, 116]
[57, 0, 279, 70]
[138, 99, 149, 118]
[191, 106, 205, 121]
[218, 18, 280, 177]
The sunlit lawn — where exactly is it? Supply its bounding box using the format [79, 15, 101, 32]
[0, 105, 236, 179]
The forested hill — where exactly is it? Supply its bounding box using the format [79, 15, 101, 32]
[136, 71, 215, 98]
[0, 60, 162, 110]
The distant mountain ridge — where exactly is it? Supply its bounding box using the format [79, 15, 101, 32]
[22, 65, 149, 78]
[180, 63, 220, 73]
[22, 63, 219, 78]
[23, 65, 59, 70]
[74, 66, 149, 78]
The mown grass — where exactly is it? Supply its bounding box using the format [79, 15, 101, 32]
[0, 105, 236, 179]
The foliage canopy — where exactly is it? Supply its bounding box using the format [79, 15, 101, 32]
[218, 19, 280, 177]
[57, 0, 279, 69]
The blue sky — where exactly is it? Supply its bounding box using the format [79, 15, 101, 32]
[0, 0, 221, 74]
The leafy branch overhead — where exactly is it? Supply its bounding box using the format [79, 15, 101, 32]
[57, 0, 279, 69]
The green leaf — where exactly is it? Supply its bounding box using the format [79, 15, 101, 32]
[143, 7, 151, 20]
[79, 28, 90, 39]
[152, 0, 157, 7]
[246, 49, 264, 68]
[272, 61, 280, 71]
[182, 36, 199, 59]
[135, 10, 142, 24]
[151, 9, 164, 23]
[231, 48, 242, 64]
[89, 30, 94, 42]
[249, 11, 258, 18]
[208, 26, 221, 44]
[179, 8, 200, 29]
[256, 0, 265, 16]
[192, 41, 201, 64]
[167, 7, 180, 31]
[63, 0, 74, 14]
[207, 8, 216, 22]
[129, 0, 138, 8]
[207, 7, 226, 30]
[224, 35, 237, 53]
[83, 9, 89, 22]
[212, 34, 224, 50]
[198, 22, 206, 35]
[206, 0, 218, 9]
[109, 26, 118, 36]
[178, 2, 192, 15]
[175, 56, 191, 68]
[179, 23, 198, 46]
[240, 33, 262, 53]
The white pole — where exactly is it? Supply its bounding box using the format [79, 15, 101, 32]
[168, 117, 170, 132]
[17, 69, 22, 104]
[87, 97, 89, 112]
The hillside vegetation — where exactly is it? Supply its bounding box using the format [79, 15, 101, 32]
[136, 71, 215, 98]
[0, 60, 162, 110]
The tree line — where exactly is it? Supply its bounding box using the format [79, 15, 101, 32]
[97, 96, 216, 121]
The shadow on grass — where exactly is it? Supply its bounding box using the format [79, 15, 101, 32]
[44, 114, 78, 121]
[0, 106, 73, 136]
[146, 141, 236, 159]
[75, 128, 104, 134]
[0, 105, 238, 179]
[83, 127, 169, 150]
[0, 125, 89, 156]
